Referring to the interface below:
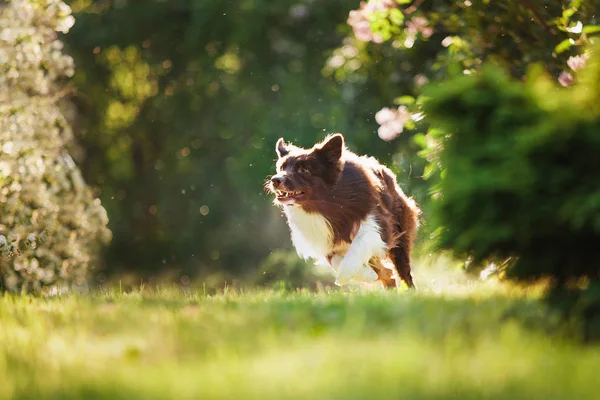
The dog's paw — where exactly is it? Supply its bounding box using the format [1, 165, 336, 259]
[335, 259, 362, 286]
[353, 266, 378, 283]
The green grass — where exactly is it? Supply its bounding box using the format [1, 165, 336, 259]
[0, 270, 598, 399]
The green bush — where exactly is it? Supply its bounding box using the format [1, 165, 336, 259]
[0, 0, 111, 293]
[421, 50, 600, 287]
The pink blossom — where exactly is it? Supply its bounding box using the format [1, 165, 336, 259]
[414, 74, 429, 87]
[371, 33, 384, 44]
[558, 71, 575, 87]
[386, 119, 405, 133]
[567, 54, 589, 71]
[375, 107, 396, 125]
[347, 10, 373, 42]
[363, 0, 395, 14]
[327, 54, 346, 69]
[396, 106, 412, 124]
[406, 17, 433, 39]
[375, 106, 412, 142]
[378, 124, 398, 141]
[347, 0, 395, 43]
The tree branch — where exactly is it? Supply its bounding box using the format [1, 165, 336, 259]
[403, 0, 426, 16]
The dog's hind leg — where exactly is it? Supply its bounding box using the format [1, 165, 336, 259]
[369, 258, 397, 289]
[389, 197, 419, 290]
[389, 238, 416, 289]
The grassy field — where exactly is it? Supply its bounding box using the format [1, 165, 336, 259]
[1, 267, 599, 400]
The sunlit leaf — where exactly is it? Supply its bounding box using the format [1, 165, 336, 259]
[413, 133, 427, 148]
[555, 38, 574, 54]
[389, 8, 404, 25]
[423, 163, 436, 179]
[394, 95, 416, 105]
[583, 25, 600, 34]
[563, 8, 577, 20]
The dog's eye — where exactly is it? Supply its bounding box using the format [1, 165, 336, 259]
[298, 165, 310, 174]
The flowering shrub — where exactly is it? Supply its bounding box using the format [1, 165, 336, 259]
[0, 0, 111, 293]
[421, 54, 600, 282]
[332, 0, 600, 142]
[329, 1, 600, 290]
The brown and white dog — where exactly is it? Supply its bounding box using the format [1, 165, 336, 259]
[267, 133, 420, 289]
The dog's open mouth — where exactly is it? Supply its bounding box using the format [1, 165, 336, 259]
[276, 190, 305, 202]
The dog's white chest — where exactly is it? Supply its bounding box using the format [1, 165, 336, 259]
[283, 206, 333, 265]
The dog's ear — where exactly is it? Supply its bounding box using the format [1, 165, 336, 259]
[276, 138, 291, 158]
[316, 133, 344, 163]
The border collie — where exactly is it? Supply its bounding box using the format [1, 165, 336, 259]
[267, 133, 420, 289]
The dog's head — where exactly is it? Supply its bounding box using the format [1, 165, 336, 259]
[266, 133, 345, 206]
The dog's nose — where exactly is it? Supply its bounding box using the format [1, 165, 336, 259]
[271, 176, 284, 188]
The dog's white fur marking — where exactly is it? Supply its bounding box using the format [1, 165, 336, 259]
[283, 206, 385, 285]
[283, 205, 332, 267]
[335, 214, 387, 285]
[330, 254, 378, 283]
[353, 265, 379, 283]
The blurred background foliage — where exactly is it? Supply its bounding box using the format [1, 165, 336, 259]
[344, 0, 600, 336]
[352, 0, 600, 286]
[3, 0, 600, 303]
[62, 0, 429, 287]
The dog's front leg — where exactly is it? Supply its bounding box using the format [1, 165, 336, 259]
[330, 254, 377, 283]
[335, 216, 387, 286]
